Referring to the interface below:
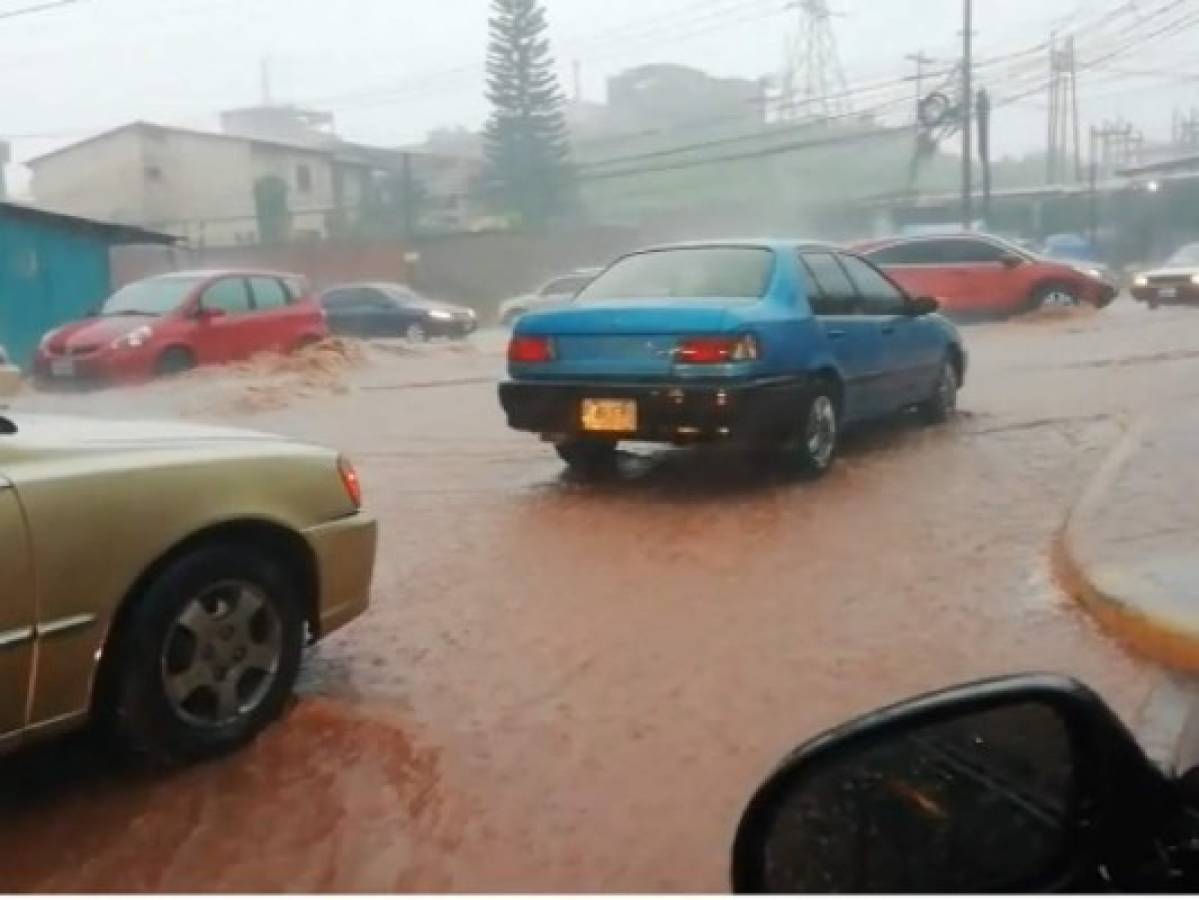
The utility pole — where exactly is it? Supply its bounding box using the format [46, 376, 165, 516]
[978, 88, 992, 229]
[1047, 33, 1058, 183]
[401, 152, 416, 239]
[906, 52, 933, 122]
[1069, 36, 1082, 182]
[961, 0, 973, 230]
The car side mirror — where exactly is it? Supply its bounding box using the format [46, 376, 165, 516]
[906, 295, 939, 316]
[1000, 252, 1025, 269]
[731, 674, 1172, 893]
[193, 307, 226, 321]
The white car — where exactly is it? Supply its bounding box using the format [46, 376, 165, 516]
[497, 268, 601, 326]
[0, 345, 19, 397]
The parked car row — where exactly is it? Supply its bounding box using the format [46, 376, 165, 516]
[500, 234, 1122, 330]
[23, 270, 479, 390]
[10, 229, 1193, 395]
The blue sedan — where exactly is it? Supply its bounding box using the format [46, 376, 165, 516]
[498, 241, 966, 475]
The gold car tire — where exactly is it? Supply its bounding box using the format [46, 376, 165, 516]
[106, 543, 304, 764]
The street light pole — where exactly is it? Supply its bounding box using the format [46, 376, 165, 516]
[961, 0, 973, 230]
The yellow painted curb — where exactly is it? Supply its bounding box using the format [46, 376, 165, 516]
[1055, 415, 1199, 671]
[1053, 533, 1199, 672]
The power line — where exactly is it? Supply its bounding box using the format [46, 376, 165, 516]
[299, 0, 783, 112]
[0, 0, 84, 21]
[579, 92, 911, 172]
[579, 124, 909, 182]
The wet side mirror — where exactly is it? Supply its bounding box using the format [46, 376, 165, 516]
[906, 295, 939, 316]
[731, 674, 1170, 893]
[193, 306, 226, 321]
[1000, 252, 1025, 269]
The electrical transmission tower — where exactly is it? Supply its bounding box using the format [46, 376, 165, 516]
[1046, 35, 1082, 184]
[1091, 119, 1144, 176]
[1173, 108, 1199, 151]
[779, 0, 851, 122]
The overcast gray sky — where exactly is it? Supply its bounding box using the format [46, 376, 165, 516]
[1, 0, 1197, 190]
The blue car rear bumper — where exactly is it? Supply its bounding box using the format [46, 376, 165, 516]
[498, 375, 814, 442]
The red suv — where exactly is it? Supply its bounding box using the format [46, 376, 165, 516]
[35, 269, 328, 386]
[856, 234, 1117, 318]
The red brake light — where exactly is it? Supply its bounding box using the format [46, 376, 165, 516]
[338, 455, 363, 509]
[675, 334, 759, 364]
[508, 335, 555, 363]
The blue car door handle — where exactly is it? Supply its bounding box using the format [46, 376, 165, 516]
[827, 329, 846, 340]
[880, 323, 895, 335]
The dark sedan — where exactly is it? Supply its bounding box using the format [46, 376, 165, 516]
[320, 282, 477, 341]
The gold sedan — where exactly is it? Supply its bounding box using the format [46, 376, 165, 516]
[0, 344, 19, 397]
[0, 412, 376, 762]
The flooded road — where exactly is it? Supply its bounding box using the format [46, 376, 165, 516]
[4, 301, 1197, 891]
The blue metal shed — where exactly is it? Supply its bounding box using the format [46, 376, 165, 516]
[0, 202, 174, 368]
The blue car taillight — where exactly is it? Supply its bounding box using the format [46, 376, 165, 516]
[675, 334, 759, 364]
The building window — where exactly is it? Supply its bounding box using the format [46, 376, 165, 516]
[296, 164, 312, 193]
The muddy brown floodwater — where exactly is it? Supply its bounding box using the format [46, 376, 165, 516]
[4, 302, 1198, 891]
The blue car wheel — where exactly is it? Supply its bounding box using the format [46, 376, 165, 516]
[792, 389, 839, 476]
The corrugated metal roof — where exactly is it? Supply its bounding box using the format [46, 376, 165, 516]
[0, 201, 176, 245]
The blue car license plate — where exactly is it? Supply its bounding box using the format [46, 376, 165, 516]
[580, 398, 636, 432]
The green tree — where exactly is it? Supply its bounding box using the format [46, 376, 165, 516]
[482, 0, 575, 226]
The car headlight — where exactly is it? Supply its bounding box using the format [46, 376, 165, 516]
[111, 325, 153, 349]
[428, 309, 454, 320]
[1134, 274, 1149, 288]
[1190, 274, 1199, 286]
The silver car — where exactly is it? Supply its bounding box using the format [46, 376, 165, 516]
[497, 268, 601, 326]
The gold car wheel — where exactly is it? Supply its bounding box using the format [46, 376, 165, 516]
[161, 580, 283, 728]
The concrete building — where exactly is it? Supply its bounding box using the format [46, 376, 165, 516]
[27, 122, 358, 246]
[27, 116, 482, 247]
[605, 64, 765, 130]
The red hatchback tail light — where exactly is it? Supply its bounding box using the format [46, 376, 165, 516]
[675, 334, 759, 364]
[508, 335, 555, 363]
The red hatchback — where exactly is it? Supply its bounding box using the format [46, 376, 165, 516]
[35, 269, 328, 386]
[857, 233, 1117, 319]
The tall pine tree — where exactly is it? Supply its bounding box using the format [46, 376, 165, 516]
[482, 0, 574, 226]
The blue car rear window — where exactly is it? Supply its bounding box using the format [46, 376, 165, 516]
[577, 247, 774, 302]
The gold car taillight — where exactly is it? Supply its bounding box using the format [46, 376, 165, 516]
[338, 456, 363, 509]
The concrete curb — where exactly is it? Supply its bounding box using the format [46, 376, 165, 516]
[1055, 415, 1199, 672]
